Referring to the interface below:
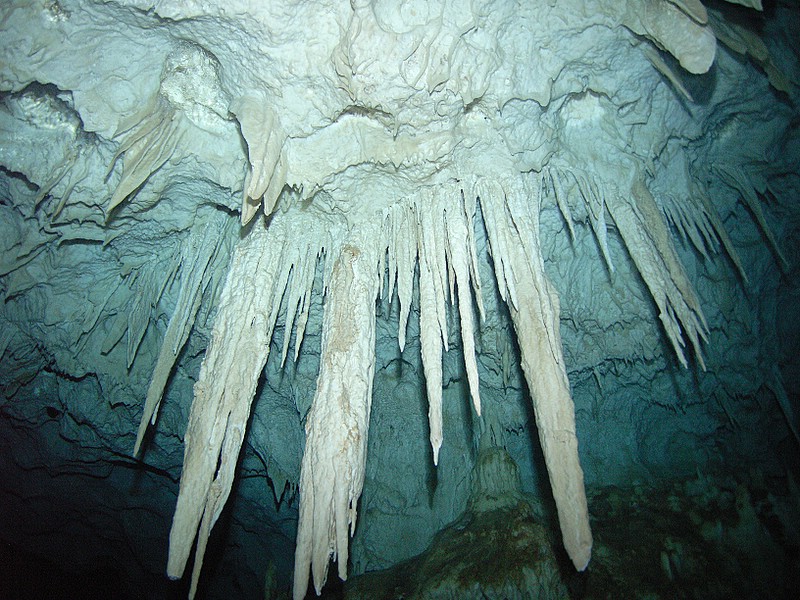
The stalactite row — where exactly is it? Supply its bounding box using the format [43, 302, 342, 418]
[145, 153, 783, 599]
[546, 159, 710, 370]
[661, 179, 747, 283]
[290, 176, 594, 598]
[105, 95, 186, 218]
[104, 41, 230, 221]
[607, 175, 710, 369]
[232, 94, 288, 226]
[158, 156, 752, 597]
[148, 171, 601, 598]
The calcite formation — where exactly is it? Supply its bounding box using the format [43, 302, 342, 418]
[0, 0, 795, 598]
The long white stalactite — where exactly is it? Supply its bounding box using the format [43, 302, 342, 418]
[479, 176, 593, 571]
[165, 221, 277, 599]
[165, 209, 331, 599]
[410, 196, 448, 466]
[293, 238, 380, 599]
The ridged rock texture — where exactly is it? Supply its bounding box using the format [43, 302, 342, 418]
[0, 1, 798, 599]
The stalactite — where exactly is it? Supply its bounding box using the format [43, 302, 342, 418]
[643, 43, 695, 102]
[661, 181, 748, 284]
[279, 248, 319, 367]
[575, 172, 615, 274]
[232, 94, 288, 224]
[445, 190, 483, 416]
[96, 252, 180, 370]
[479, 176, 593, 571]
[105, 96, 185, 217]
[415, 194, 452, 467]
[715, 165, 788, 271]
[666, 0, 708, 25]
[293, 237, 380, 600]
[386, 203, 417, 352]
[166, 210, 331, 599]
[618, 0, 717, 75]
[694, 184, 748, 283]
[606, 172, 709, 369]
[166, 223, 274, 598]
[106, 40, 229, 220]
[134, 220, 232, 455]
[548, 169, 576, 241]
